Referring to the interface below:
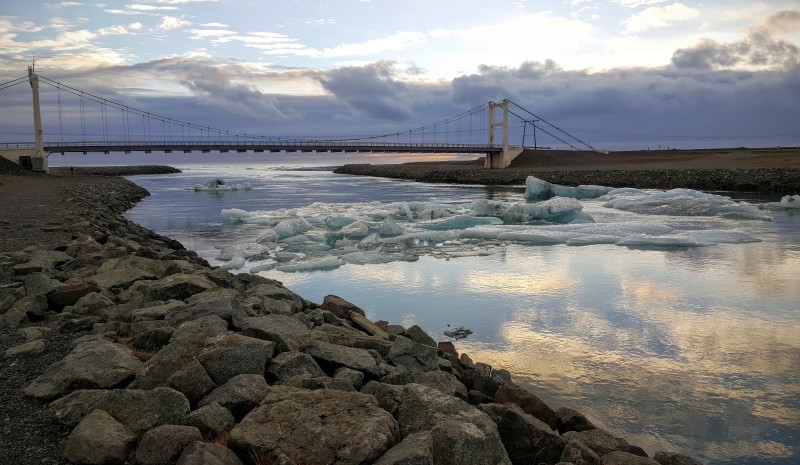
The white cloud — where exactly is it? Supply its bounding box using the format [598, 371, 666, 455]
[625, 2, 699, 33]
[189, 28, 236, 38]
[48, 1, 83, 7]
[128, 4, 179, 11]
[98, 22, 143, 35]
[615, 0, 669, 7]
[201, 22, 227, 27]
[160, 16, 191, 30]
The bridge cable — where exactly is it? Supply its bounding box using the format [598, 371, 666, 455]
[508, 100, 596, 151]
[0, 76, 28, 91]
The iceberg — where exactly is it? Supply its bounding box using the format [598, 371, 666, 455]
[764, 195, 800, 210]
[272, 218, 312, 239]
[524, 176, 613, 200]
[418, 216, 503, 231]
[602, 188, 769, 220]
[276, 258, 345, 273]
[524, 197, 595, 224]
[324, 216, 357, 230]
[379, 218, 404, 237]
[192, 178, 253, 191]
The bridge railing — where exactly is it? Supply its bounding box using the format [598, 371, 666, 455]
[3, 140, 504, 150]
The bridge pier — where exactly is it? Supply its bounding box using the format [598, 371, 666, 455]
[484, 99, 522, 169]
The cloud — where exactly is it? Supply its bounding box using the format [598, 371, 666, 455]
[672, 10, 800, 70]
[614, 0, 669, 7]
[49, 1, 83, 7]
[159, 16, 191, 30]
[624, 2, 699, 33]
[128, 4, 179, 11]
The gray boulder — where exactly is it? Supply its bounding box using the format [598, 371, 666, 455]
[120, 272, 216, 303]
[167, 358, 218, 406]
[196, 333, 275, 385]
[49, 387, 191, 434]
[283, 374, 357, 392]
[494, 382, 557, 429]
[13, 249, 71, 274]
[4, 339, 46, 358]
[46, 278, 99, 306]
[479, 402, 565, 465]
[86, 255, 170, 290]
[563, 429, 632, 457]
[230, 385, 399, 465]
[1, 295, 48, 328]
[246, 283, 305, 313]
[166, 297, 249, 328]
[334, 367, 365, 390]
[67, 292, 115, 315]
[373, 431, 433, 465]
[177, 441, 244, 465]
[600, 451, 660, 465]
[404, 325, 437, 347]
[653, 452, 704, 465]
[24, 273, 62, 296]
[240, 314, 320, 352]
[135, 425, 202, 465]
[181, 402, 236, 438]
[131, 327, 174, 352]
[0, 285, 25, 314]
[556, 407, 597, 434]
[319, 294, 365, 319]
[64, 410, 137, 465]
[131, 300, 186, 322]
[305, 339, 379, 376]
[361, 381, 404, 418]
[198, 374, 269, 420]
[562, 439, 602, 465]
[387, 336, 439, 373]
[412, 371, 468, 399]
[24, 339, 143, 401]
[266, 351, 326, 383]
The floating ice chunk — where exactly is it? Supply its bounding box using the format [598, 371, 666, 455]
[419, 216, 503, 231]
[379, 218, 404, 237]
[192, 178, 253, 191]
[497, 230, 570, 244]
[276, 258, 345, 273]
[272, 218, 312, 239]
[603, 188, 768, 220]
[524, 197, 595, 224]
[524, 176, 613, 200]
[324, 216, 357, 230]
[566, 235, 623, 246]
[219, 256, 246, 270]
[215, 243, 269, 260]
[339, 221, 370, 239]
[221, 208, 252, 222]
[615, 235, 709, 248]
[466, 200, 505, 216]
[341, 251, 418, 265]
[764, 195, 800, 210]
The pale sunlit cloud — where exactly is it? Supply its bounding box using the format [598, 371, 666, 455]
[159, 16, 191, 30]
[127, 4, 179, 11]
[614, 0, 669, 7]
[48, 1, 83, 7]
[624, 2, 700, 33]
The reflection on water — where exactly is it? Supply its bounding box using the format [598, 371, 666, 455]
[125, 166, 800, 465]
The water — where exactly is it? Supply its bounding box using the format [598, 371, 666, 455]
[116, 161, 799, 465]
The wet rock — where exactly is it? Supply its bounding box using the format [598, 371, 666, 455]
[64, 410, 137, 465]
[305, 339, 379, 376]
[479, 402, 566, 465]
[135, 425, 202, 465]
[494, 381, 557, 430]
[266, 351, 326, 383]
[373, 431, 433, 465]
[387, 336, 439, 373]
[24, 339, 143, 401]
[404, 324, 437, 347]
[181, 402, 236, 438]
[50, 387, 191, 434]
[198, 373, 269, 420]
[653, 452, 704, 465]
[412, 371, 468, 399]
[564, 428, 631, 457]
[4, 339, 45, 357]
[177, 441, 244, 465]
[240, 314, 319, 352]
[230, 385, 399, 465]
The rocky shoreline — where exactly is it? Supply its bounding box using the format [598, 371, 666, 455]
[0, 174, 704, 465]
[49, 166, 182, 176]
[334, 164, 800, 192]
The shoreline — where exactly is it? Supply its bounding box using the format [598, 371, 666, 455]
[0, 169, 704, 465]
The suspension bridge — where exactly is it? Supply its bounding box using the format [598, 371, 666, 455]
[0, 67, 598, 173]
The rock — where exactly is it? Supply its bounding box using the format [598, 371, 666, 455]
[412, 371, 468, 399]
[246, 283, 304, 313]
[24, 273, 62, 296]
[67, 292, 115, 315]
[396, 384, 511, 465]
[479, 402, 566, 465]
[350, 313, 390, 339]
[131, 327, 174, 352]
[305, 339, 379, 376]
[230, 385, 399, 465]
[177, 441, 244, 465]
[50, 387, 191, 434]
[653, 452, 704, 465]
[168, 358, 218, 406]
[600, 451, 660, 465]
[181, 402, 236, 438]
[494, 382, 557, 430]
[196, 333, 275, 385]
[85, 255, 170, 290]
[266, 351, 326, 383]
[380, 364, 414, 385]
[404, 325, 437, 347]
[437, 341, 459, 359]
[334, 367, 365, 390]
[131, 299, 186, 322]
[0, 286, 25, 314]
[24, 339, 144, 401]
[387, 325, 405, 336]
[373, 431, 433, 465]
[556, 407, 597, 434]
[1, 295, 48, 328]
[319, 294, 365, 319]
[361, 381, 404, 417]
[46, 278, 99, 306]
[64, 410, 137, 465]
[13, 249, 71, 275]
[562, 439, 602, 465]
[18, 326, 45, 341]
[467, 390, 494, 406]
[564, 429, 631, 457]
[240, 314, 319, 352]
[283, 374, 357, 392]
[130, 319, 173, 335]
[166, 297, 249, 328]
[120, 272, 216, 303]
[198, 373, 269, 420]
[387, 336, 439, 373]
[135, 425, 202, 465]
[4, 339, 45, 357]
[185, 287, 241, 306]
[261, 296, 296, 315]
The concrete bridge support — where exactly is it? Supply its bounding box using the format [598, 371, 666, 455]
[484, 99, 522, 169]
[0, 68, 49, 172]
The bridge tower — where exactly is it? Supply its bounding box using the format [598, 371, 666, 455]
[485, 99, 523, 169]
[29, 66, 48, 172]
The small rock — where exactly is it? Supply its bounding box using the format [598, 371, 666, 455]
[135, 425, 202, 465]
[198, 374, 269, 420]
[17, 326, 45, 341]
[266, 351, 326, 383]
[181, 402, 236, 438]
[4, 339, 45, 357]
[562, 438, 602, 465]
[64, 410, 137, 465]
[177, 441, 244, 465]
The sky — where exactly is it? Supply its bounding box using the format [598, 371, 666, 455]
[1, 0, 799, 150]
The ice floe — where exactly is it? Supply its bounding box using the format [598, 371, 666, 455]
[601, 188, 769, 220]
[764, 194, 800, 210]
[192, 178, 253, 191]
[525, 176, 614, 200]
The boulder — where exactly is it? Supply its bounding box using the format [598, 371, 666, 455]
[387, 336, 439, 373]
[0, 285, 25, 314]
[334, 367, 365, 390]
[13, 249, 71, 275]
[305, 339, 379, 376]
[86, 255, 170, 290]
[131, 299, 186, 322]
[283, 375, 357, 392]
[404, 325, 437, 347]
[130, 319, 173, 335]
[350, 313, 390, 339]
[131, 327, 174, 352]
[361, 381, 404, 418]
[437, 341, 459, 359]
[479, 402, 566, 465]
[135, 425, 202, 465]
[563, 429, 632, 457]
[230, 385, 399, 465]
[653, 452, 704, 465]
[18, 326, 46, 341]
[246, 283, 304, 313]
[1, 295, 48, 328]
[556, 407, 597, 434]
[177, 441, 244, 465]
[64, 410, 137, 465]
[24, 339, 143, 401]
[181, 402, 236, 438]
[120, 272, 216, 303]
[467, 390, 494, 406]
[494, 382, 557, 430]
[67, 292, 115, 315]
[261, 297, 296, 315]
[396, 384, 511, 465]
[240, 314, 319, 352]
[373, 431, 433, 465]
[166, 297, 249, 328]
[167, 358, 218, 406]
[601, 451, 660, 465]
[46, 278, 99, 306]
[24, 273, 62, 296]
[4, 339, 45, 357]
[412, 371, 468, 399]
[266, 351, 326, 383]
[49, 387, 191, 434]
[562, 439, 602, 465]
[196, 333, 275, 385]
[319, 294, 365, 319]
[198, 374, 269, 420]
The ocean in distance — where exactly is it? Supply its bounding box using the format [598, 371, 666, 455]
[54, 152, 799, 465]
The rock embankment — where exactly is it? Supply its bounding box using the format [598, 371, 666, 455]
[334, 164, 800, 192]
[50, 166, 182, 176]
[0, 176, 703, 465]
